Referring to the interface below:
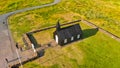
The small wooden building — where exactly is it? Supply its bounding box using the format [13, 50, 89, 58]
[53, 22, 83, 46]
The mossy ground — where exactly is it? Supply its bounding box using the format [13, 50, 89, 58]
[5, 0, 120, 68]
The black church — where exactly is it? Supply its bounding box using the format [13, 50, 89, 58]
[53, 22, 83, 46]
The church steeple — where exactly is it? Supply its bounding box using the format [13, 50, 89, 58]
[56, 20, 61, 31]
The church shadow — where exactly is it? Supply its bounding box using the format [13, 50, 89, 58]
[61, 28, 98, 46]
[82, 28, 98, 39]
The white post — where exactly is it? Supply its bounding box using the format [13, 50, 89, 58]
[31, 44, 36, 53]
[16, 49, 23, 68]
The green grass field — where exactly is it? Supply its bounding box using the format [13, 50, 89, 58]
[0, 0, 53, 14]
[22, 22, 120, 68]
[6, 0, 120, 68]
[9, 0, 120, 44]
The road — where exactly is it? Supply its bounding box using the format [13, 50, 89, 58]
[0, 0, 61, 68]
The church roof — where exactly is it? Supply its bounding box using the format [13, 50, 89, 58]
[55, 23, 82, 40]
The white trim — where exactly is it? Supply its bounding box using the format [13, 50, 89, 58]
[71, 36, 74, 41]
[64, 39, 67, 43]
[77, 34, 80, 39]
[55, 35, 58, 43]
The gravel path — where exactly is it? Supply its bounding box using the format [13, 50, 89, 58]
[0, 0, 61, 68]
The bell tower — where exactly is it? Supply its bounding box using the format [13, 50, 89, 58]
[56, 20, 61, 31]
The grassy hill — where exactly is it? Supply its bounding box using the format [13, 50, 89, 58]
[6, 0, 120, 68]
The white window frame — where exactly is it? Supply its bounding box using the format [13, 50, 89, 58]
[71, 36, 74, 41]
[77, 34, 80, 39]
[64, 39, 67, 43]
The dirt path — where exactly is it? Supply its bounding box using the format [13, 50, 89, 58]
[0, 0, 61, 68]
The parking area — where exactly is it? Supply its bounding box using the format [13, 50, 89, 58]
[0, 21, 17, 68]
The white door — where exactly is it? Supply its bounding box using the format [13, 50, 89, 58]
[55, 35, 58, 43]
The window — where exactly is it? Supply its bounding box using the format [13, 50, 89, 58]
[71, 36, 74, 41]
[77, 34, 80, 39]
[64, 39, 67, 43]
